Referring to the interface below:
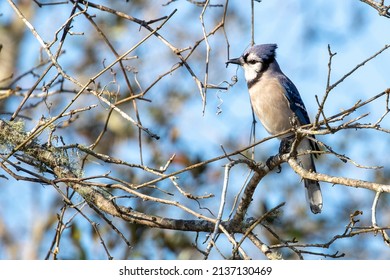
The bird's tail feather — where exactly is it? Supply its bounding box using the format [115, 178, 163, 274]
[298, 139, 323, 214]
[304, 178, 322, 214]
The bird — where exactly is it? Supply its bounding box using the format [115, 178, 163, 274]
[226, 44, 322, 214]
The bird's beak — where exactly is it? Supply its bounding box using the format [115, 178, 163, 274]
[225, 57, 242, 67]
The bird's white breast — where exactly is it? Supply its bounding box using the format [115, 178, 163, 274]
[248, 73, 294, 136]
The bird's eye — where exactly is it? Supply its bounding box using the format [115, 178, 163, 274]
[247, 59, 257, 65]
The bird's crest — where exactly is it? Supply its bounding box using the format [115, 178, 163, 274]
[244, 44, 277, 62]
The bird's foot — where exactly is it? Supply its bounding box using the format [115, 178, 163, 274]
[266, 155, 282, 173]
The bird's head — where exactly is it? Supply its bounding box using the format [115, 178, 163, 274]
[226, 44, 278, 83]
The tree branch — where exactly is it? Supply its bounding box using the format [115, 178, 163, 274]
[287, 157, 390, 193]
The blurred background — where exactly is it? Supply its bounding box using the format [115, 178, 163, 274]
[0, 0, 389, 259]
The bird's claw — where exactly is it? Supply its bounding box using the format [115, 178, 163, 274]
[266, 155, 282, 173]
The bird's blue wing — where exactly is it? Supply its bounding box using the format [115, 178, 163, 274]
[279, 75, 311, 125]
[279, 75, 320, 153]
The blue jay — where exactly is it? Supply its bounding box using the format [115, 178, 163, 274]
[226, 44, 322, 214]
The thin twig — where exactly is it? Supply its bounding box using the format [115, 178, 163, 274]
[205, 161, 232, 257]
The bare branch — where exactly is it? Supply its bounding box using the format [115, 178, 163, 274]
[360, 0, 390, 18]
[288, 157, 390, 193]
